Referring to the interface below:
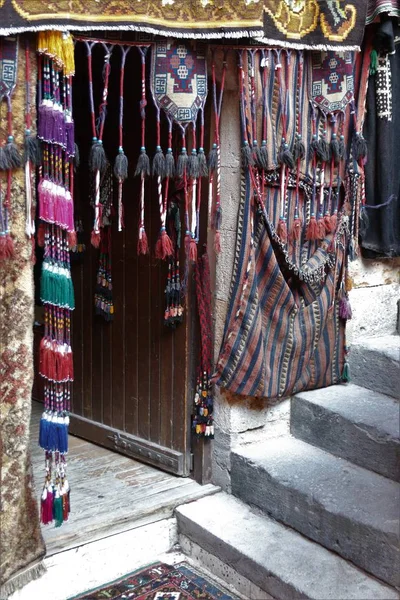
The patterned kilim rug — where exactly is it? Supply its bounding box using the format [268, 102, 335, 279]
[69, 562, 238, 600]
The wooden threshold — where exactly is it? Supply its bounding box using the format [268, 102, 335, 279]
[30, 401, 219, 556]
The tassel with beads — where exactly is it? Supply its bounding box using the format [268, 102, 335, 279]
[135, 146, 150, 177]
[177, 147, 188, 178]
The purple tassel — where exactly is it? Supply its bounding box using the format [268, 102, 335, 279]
[65, 121, 75, 157]
[339, 296, 352, 320]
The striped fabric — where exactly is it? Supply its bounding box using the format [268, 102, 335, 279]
[367, 0, 400, 24]
[213, 172, 346, 399]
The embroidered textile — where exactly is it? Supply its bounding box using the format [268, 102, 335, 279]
[70, 562, 237, 600]
[0, 35, 46, 599]
[260, 1, 368, 50]
[212, 48, 364, 399]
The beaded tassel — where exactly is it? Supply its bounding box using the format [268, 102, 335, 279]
[136, 46, 150, 255]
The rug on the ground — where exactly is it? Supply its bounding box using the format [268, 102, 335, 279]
[69, 562, 238, 600]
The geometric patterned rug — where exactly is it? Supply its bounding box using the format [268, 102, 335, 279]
[68, 562, 239, 600]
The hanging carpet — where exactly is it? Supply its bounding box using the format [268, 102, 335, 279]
[0, 35, 46, 599]
[0, 1, 367, 49]
[212, 47, 366, 399]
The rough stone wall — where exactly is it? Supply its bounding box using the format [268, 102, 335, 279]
[209, 57, 400, 491]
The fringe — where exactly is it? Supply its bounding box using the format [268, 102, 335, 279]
[0, 561, 46, 600]
[255, 36, 361, 51]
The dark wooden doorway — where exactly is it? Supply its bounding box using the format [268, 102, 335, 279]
[66, 40, 194, 476]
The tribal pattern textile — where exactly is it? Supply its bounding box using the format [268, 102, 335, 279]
[367, 0, 400, 24]
[70, 562, 237, 600]
[212, 47, 364, 399]
[0, 35, 46, 599]
[261, 0, 368, 50]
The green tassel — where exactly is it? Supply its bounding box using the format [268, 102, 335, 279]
[369, 49, 378, 76]
[53, 495, 63, 527]
[341, 361, 351, 383]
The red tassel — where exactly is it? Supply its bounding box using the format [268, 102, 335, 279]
[330, 213, 338, 233]
[214, 230, 221, 254]
[62, 493, 69, 521]
[39, 338, 48, 378]
[31, 236, 36, 264]
[68, 230, 77, 249]
[47, 342, 57, 381]
[324, 215, 333, 233]
[91, 230, 100, 248]
[137, 230, 149, 255]
[291, 218, 302, 241]
[306, 216, 319, 241]
[37, 222, 45, 247]
[317, 218, 326, 240]
[277, 218, 288, 242]
[155, 229, 174, 260]
[189, 238, 197, 263]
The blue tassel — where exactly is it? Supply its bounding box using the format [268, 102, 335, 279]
[39, 414, 48, 449]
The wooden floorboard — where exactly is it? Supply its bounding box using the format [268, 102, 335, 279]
[30, 401, 218, 556]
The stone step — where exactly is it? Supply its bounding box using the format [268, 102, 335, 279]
[350, 335, 400, 399]
[231, 437, 400, 587]
[176, 492, 399, 600]
[291, 384, 400, 482]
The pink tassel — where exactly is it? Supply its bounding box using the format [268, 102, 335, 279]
[214, 230, 221, 254]
[155, 229, 174, 260]
[306, 216, 319, 241]
[137, 230, 149, 255]
[0, 234, 14, 260]
[277, 218, 288, 242]
[91, 230, 100, 248]
[31, 237, 36, 265]
[317, 218, 326, 240]
[189, 238, 198, 263]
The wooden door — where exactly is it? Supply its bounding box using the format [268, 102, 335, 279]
[68, 41, 195, 476]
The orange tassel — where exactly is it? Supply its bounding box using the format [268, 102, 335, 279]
[277, 218, 288, 242]
[324, 214, 333, 233]
[155, 229, 174, 260]
[137, 230, 149, 255]
[189, 238, 197, 263]
[214, 230, 221, 254]
[91, 230, 100, 248]
[68, 230, 77, 249]
[291, 218, 302, 241]
[306, 216, 319, 241]
[317, 218, 326, 240]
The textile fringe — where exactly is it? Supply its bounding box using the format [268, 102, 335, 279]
[0, 562, 46, 600]
[255, 37, 361, 52]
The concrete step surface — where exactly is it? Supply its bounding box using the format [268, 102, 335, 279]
[350, 335, 400, 399]
[176, 492, 399, 600]
[231, 437, 400, 587]
[291, 384, 400, 481]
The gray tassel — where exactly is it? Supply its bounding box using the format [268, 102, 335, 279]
[24, 131, 42, 166]
[241, 141, 254, 168]
[135, 146, 150, 177]
[258, 140, 268, 170]
[278, 141, 295, 170]
[197, 147, 208, 177]
[338, 135, 346, 160]
[330, 133, 340, 165]
[89, 139, 107, 173]
[152, 146, 165, 178]
[293, 135, 305, 161]
[176, 147, 188, 178]
[309, 134, 319, 160]
[353, 132, 367, 161]
[165, 148, 175, 178]
[0, 146, 9, 171]
[188, 149, 199, 179]
[316, 137, 331, 162]
[114, 147, 128, 181]
[5, 135, 22, 169]
[208, 143, 218, 172]
[359, 205, 369, 238]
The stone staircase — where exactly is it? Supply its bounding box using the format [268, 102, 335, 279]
[177, 336, 400, 599]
